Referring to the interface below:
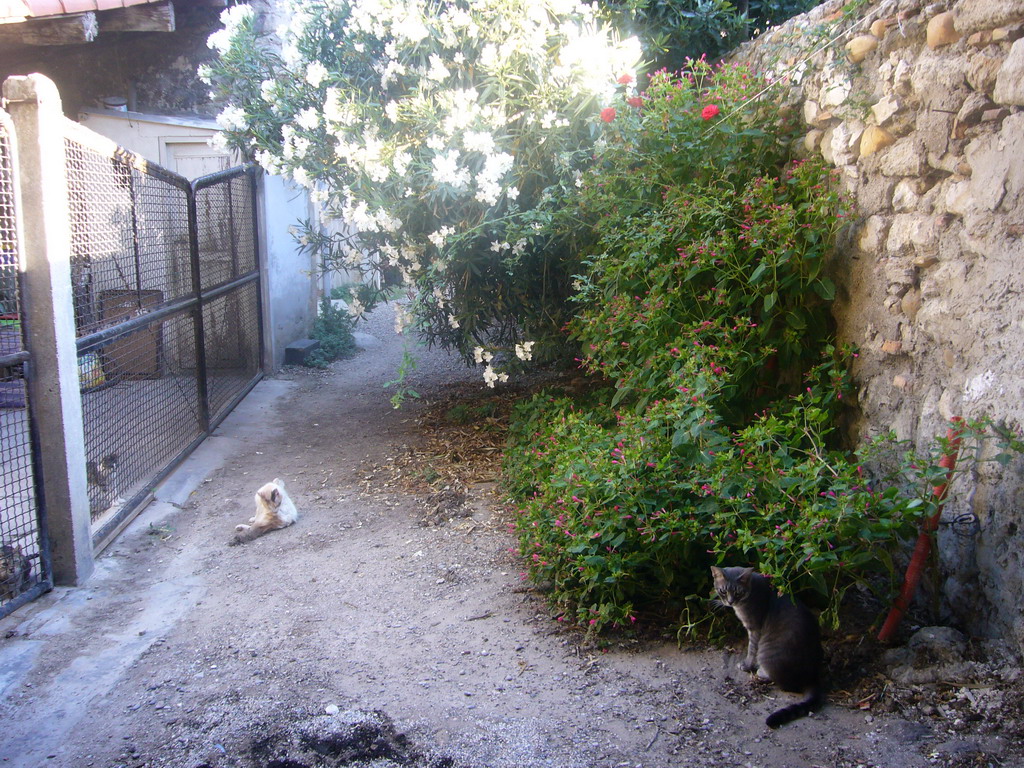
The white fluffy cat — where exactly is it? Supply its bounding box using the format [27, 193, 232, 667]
[229, 478, 298, 545]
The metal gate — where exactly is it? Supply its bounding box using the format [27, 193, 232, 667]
[0, 91, 264, 615]
[64, 123, 263, 549]
[0, 111, 51, 617]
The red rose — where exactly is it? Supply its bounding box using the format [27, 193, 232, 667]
[617, 73, 634, 85]
[627, 96, 643, 109]
[701, 104, 720, 120]
[600, 107, 617, 123]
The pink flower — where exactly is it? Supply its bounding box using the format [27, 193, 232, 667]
[600, 107, 617, 123]
[701, 104, 720, 120]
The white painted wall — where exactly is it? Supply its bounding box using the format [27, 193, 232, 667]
[258, 174, 319, 370]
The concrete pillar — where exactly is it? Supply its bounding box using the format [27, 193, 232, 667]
[4, 74, 94, 585]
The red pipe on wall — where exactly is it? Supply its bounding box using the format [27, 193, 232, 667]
[877, 418, 964, 644]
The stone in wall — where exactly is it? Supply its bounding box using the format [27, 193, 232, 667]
[967, 52, 1004, 96]
[955, 0, 1024, 35]
[994, 38, 1024, 105]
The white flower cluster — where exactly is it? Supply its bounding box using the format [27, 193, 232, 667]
[482, 365, 509, 388]
[206, 3, 254, 54]
[427, 225, 455, 250]
[305, 61, 328, 88]
[215, 105, 247, 132]
[431, 150, 471, 191]
[247, 0, 642, 244]
[207, 0, 642, 384]
[475, 152, 514, 206]
[394, 303, 414, 334]
[347, 297, 366, 319]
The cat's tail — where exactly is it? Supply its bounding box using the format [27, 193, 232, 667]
[228, 523, 271, 546]
[765, 686, 822, 728]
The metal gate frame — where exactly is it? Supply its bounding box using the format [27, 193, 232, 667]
[83, 160, 265, 550]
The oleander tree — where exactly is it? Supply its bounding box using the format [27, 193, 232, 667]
[201, 0, 642, 385]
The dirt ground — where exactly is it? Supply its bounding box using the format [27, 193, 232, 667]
[1, 304, 1021, 768]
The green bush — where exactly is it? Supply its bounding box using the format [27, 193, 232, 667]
[504, 59, 875, 634]
[304, 297, 357, 369]
[507, 377, 1022, 634]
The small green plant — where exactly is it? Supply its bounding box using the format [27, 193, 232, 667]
[330, 281, 384, 313]
[384, 346, 420, 409]
[304, 297, 357, 369]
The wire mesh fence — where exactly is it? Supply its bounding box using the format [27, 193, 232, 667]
[66, 141, 193, 337]
[195, 171, 258, 292]
[204, 280, 261, 424]
[0, 110, 49, 616]
[63, 131, 262, 547]
[195, 168, 262, 428]
[79, 312, 203, 525]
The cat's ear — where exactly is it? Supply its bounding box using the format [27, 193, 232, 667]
[710, 566, 723, 583]
[739, 567, 755, 583]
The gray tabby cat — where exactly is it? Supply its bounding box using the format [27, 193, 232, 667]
[86, 454, 120, 512]
[711, 565, 823, 727]
[0, 543, 31, 601]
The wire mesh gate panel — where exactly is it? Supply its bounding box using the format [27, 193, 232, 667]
[0, 110, 51, 618]
[64, 124, 262, 548]
[194, 169, 263, 427]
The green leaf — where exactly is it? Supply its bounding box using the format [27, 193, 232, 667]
[748, 262, 767, 285]
[813, 278, 836, 301]
[786, 310, 807, 330]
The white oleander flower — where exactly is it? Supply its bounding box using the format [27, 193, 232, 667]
[483, 364, 499, 388]
[292, 166, 312, 188]
[431, 150, 470, 191]
[426, 54, 450, 82]
[515, 341, 535, 361]
[215, 105, 247, 131]
[305, 61, 328, 88]
[394, 304, 414, 334]
[427, 225, 455, 250]
[296, 107, 319, 131]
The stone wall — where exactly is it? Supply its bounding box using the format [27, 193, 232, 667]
[736, 0, 1024, 650]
